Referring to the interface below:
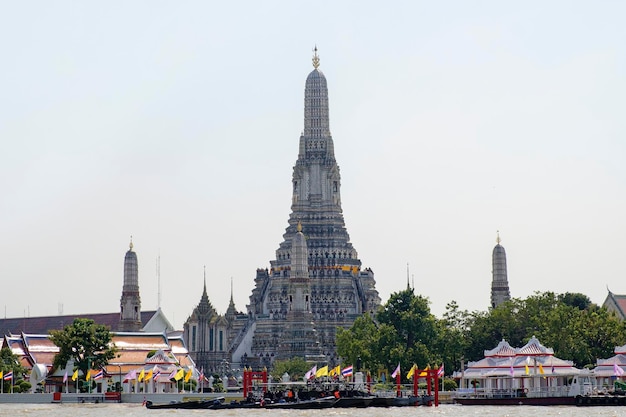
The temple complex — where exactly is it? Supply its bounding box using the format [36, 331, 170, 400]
[490, 232, 511, 308]
[240, 48, 380, 365]
[184, 49, 380, 370]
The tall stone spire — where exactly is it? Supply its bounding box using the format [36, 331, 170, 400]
[197, 266, 215, 315]
[491, 231, 511, 308]
[119, 237, 142, 331]
[245, 49, 380, 363]
[225, 277, 238, 320]
[274, 47, 365, 284]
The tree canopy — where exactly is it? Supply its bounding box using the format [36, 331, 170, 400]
[270, 357, 310, 381]
[337, 288, 440, 376]
[49, 318, 117, 379]
[335, 290, 626, 378]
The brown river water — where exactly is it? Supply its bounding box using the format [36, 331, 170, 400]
[2, 404, 626, 417]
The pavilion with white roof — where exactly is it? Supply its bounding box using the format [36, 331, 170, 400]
[456, 336, 581, 397]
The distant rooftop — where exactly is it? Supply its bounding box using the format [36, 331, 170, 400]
[0, 311, 157, 336]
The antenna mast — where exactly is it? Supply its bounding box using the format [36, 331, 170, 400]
[157, 253, 161, 309]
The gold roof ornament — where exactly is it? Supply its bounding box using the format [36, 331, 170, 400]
[297, 221, 303, 233]
[129, 235, 134, 250]
[496, 230, 501, 245]
[312, 46, 320, 69]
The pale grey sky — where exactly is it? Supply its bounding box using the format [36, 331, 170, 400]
[1, 1, 625, 330]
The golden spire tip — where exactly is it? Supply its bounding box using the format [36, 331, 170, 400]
[312, 45, 320, 69]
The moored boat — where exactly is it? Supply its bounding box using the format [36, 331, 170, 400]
[575, 394, 626, 406]
[454, 395, 576, 406]
[145, 399, 218, 409]
[370, 395, 433, 407]
[333, 396, 374, 408]
[264, 396, 337, 409]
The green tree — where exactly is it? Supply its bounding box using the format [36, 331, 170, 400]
[338, 288, 439, 379]
[435, 301, 470, 377]
[558, 292, 592, 310]
[270, 357, 310, 381]
[376, 288, 438, 374]
[49, 318, 117, 380]
[1, 346, 27, 391]
[336, 313, 381, 371]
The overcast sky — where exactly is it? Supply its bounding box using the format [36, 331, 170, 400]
[1, 1, 625, 330]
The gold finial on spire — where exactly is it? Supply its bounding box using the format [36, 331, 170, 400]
[129, 235, 133, 250]
[312, 45, 320, 69]
[496, 230, 501, 245]
[297, 220, 303, 232]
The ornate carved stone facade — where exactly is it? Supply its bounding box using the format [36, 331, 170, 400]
[242, 49, 380, 365]
[184, 273, 237, 373]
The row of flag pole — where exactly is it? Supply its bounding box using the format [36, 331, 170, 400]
[391, 363, 445, 379]
[304, 363, 444, 381]
[55, 366, 200, 394]
[304, 365, 354, 380]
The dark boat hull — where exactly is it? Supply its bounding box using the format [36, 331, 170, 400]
[265, 396, 337, 409]
[575, 395, 626, 406]
[145, 400, 216, 409]
[370, 395, 433, 407]
[333, 396, 374, 408]
[454, 396, 577, 406]
[207, 402, 263, 409]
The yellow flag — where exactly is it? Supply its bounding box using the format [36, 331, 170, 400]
[419, 364, 430, 377]
[71, 370, 78, 381]
[138, 369, 145, 382]
[407, 364, 417, 379]
[316, 365, 329, 378]
[525, 365, 530, 375]
[184, 368, 192, 382]
[146, 369, 153, 381]
[0, 371, 3, 379]
[174, 368, 184, 381]
[86, 370, 91, 381]
[539, 364, 545, 375]
[329, 365, 341, 377]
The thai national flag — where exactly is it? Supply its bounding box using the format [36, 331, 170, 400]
[305, 365, 317, 380]
[341, 366, 353, 377]
[94, 370, 104, 380]
[3, 371, 13, 380]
